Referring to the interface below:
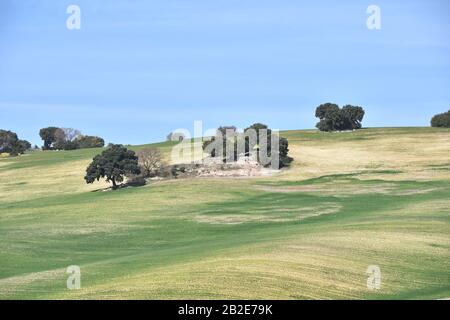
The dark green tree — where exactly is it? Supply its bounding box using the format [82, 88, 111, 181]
[279, 137, 293, 167]
[431, 110, 450, 128]
[0, 130, 18, 153]
[342, 105, 365, 129]
[0, 130, 31, 155]
[315, 103, 365, 131]
[244, 123, 272, 156]
[84, 144, 141, 189]
[203, 125, 238, 161]
[202, 123, 293, 168]
[12, 140, 31, 155]
[315, 103, 339, 120]
[39, 127, 59, 150]
[244, 123, 292, 168]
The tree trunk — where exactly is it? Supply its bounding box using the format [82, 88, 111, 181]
[111, 178, 117, 190]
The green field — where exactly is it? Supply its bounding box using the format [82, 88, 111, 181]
[1, 127, 449, 299]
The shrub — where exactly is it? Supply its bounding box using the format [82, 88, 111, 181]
[126, 175, 146, 187]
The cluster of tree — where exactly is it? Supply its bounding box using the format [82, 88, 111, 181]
[202, 123, 293, 168]
[0, 129, 31, 156]
[39, 127, 105, 150]
[85, 145, 168, 189]
[315, 103, 365, 132]
[431, 110, 450, 128]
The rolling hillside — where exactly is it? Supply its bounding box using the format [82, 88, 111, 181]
[0, 127, 449, 299]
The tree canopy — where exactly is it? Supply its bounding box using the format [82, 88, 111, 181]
[85, 144, 141, 189]
[315, 103, 365, 131]
[431, 110, 450, 128]
[0, 129, 31, 156]
[244, 123, 292, 168]
[202, 123, 293, 168]
[39, 127, 104, 150]
[76, 135, 105, 148]
[39, 127, 59, 150]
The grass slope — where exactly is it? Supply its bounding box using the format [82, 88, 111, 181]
[0, 127, 449, 299]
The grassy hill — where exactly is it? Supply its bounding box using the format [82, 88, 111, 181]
[0, 127, 449, 299]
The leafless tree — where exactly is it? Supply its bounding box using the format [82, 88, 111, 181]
[62, 128, 82, 141]
[137, 147, 164, 177]
[53, 128, 82, 150]
[54, 128, 81, 143]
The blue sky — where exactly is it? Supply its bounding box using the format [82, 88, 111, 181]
[0, 0, 449, 146]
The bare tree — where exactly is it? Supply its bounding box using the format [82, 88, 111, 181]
[53, 127, 82, 150]
[62, 128, 82, 141]
[137, 147, 164, 177]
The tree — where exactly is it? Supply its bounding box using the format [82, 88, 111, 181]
[315, 103, 365, 131]
[244, 123, 292, 168]
[62, 128, 82, 142]
[279, 137, 293, 167]
[342, 105, 365, 129]
[202, 125, 238, 161]
[216, 126, 237, 136]
[75, 135, 105, 149]
[0, 130, 18, 153]
[13, 140, 31, 155]
[431, 110, 450, 128]
[137, 147, 164, 177]
[53, 129, 67, 150]
[84, 144, 141, 189]
[315, 103, 339, 120]
[244, 123, 271, 157]
[39, 127, 59, 150]
[202, 123, 293, 168]
[167, 131, 185, 142]
[53, 128, 82, 150]
[0, 129, 31, 156]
